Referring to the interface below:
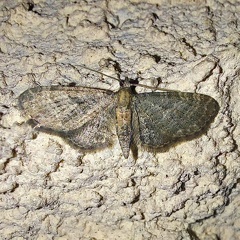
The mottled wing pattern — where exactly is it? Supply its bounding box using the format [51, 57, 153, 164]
[132, 92, 219, 148]
[19, 86, 117, 150]
[63, 106, 116, 150]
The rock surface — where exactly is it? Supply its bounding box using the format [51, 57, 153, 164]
[0, 0, 239, 239]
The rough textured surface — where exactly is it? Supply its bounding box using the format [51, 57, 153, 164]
[0, 0, 239, 239]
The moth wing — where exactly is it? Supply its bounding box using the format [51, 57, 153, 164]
[132, 92, 219, 148]
[19, 86, 117, 150]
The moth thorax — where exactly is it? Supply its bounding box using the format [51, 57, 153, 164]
[118, 88, 132, 107]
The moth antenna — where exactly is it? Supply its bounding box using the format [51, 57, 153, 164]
[68, 63, 180, 92]
[131, 83, 180, 92]
[77, 64, 121, 82]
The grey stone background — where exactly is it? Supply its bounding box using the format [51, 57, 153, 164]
[0, 0, 239, 239]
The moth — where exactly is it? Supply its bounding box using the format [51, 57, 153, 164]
[18, 64, 219, 158]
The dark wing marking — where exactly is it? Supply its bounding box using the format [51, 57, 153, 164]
[132, 92, 219, 148]
[19, 86, 117, 150]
